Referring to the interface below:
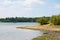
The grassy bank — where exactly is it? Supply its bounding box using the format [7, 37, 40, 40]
[32, 32, 60, 40]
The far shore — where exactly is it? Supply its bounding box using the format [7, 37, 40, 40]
[16, 25, 60, 32]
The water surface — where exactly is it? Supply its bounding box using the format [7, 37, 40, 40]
[0, 22, 43, 40]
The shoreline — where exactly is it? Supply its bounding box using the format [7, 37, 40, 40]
[16, 25, 60, 32]
[16, 25, 60, 40]
[32, 32, 60, 40]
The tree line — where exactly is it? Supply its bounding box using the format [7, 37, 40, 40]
[0, 14, 60, 25]
[0, 17, 39, 22]
[37, 14, 60, 25]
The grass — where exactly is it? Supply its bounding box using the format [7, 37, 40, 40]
[32, 33, 59, 40]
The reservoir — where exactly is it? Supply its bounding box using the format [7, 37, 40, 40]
[0, 22, 43, 40]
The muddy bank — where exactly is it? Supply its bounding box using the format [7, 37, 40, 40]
[32, 31, 60, 40]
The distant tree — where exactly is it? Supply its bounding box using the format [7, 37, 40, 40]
[0, 17, 38, 22]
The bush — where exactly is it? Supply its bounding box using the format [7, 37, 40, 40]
[49, 15, 60, 25]
[37, 14, 60, 25]
[37, 17, 49, 25]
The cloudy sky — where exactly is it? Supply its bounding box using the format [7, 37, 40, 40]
[0, 0, 60, 18]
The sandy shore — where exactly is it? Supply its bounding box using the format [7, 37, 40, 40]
[16, 25, 60, 32]
[16, 25, 60, 40]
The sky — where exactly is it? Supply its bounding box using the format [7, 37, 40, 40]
[0, 0, 60, 18]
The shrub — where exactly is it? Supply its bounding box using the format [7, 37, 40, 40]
[37, 17, 49, 25]
[49, 15, 60, 25]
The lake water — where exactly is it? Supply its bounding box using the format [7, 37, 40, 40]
[0, 22, 43, 40]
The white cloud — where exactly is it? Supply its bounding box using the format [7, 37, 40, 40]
[0, 0, 46, 18]
[0, 7, 24, 18]
[54, 4, 60, 8]
[0, 0, 46, 8]
[23, 0, 46, 7]
[22, 0, 46, 11]
[0, 0, 46, 12]
[0, 1, 23, 8]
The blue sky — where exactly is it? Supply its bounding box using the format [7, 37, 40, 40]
[0, 0, 60, 18]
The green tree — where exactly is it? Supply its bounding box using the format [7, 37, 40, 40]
[37, 17, 49, 25]
[49, 14, 60, 25]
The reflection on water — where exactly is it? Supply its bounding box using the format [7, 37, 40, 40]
[0, 22, 43, 40]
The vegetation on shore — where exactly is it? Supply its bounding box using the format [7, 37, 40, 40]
[0, 17, 39, 22]
[0, 14, 60, 25]
[0, 17, 50, 22]
[37, 14, 60, 25]
[32, 35, 57, 40]
[37, 16, 50, 25]
[32, 14, 60, 40]
[32, 32, 59, 40]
